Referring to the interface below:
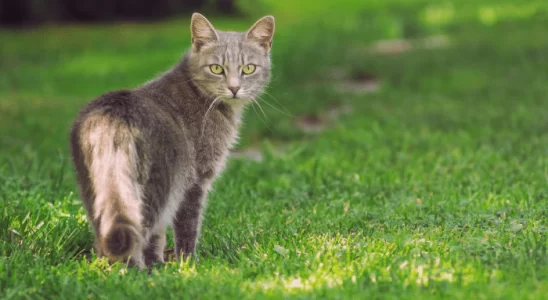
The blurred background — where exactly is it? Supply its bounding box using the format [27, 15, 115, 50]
[1, 0, 548, 170]
[1, 0, 547, 153]
[1, 0, 548, 192]
[0, 0, 243, 26]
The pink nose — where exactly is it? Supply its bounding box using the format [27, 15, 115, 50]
[228, 87, 240, 96]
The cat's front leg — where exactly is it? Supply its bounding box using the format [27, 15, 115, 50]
[143, 227, 166, 265]
[173, 184, 206, 260]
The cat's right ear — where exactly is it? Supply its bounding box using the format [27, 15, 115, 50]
[245, 16, 275, 53]
[191, 13, 218, 52]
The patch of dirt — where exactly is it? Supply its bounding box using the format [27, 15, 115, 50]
[335, 71, 380, 94]
[370, 39, 412, 55]
[230, 147, 264, 162]
[295, 103, 353, 133]
[421, 35, 450, 49]
[229, 142, 291, 162]
[327, 103, 353, 120]
[296, 114, 328, 133]
[352, 35, 451, 55]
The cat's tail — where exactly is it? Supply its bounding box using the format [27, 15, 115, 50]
[104, 214, 140, 257]
[75, 111, 147, 263]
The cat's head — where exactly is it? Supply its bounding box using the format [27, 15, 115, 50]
[188, 13, 274, 105]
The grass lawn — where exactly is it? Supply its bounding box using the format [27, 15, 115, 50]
[1, 0, 548, 298]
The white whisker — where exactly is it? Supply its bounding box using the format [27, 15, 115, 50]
[258, 91, 294, 117]
[251, 97, 271, 124]
[250, 99, 273, 131]
[200, 96, 221, 138]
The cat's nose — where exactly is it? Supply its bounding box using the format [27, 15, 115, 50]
[228, 87, 240, 96]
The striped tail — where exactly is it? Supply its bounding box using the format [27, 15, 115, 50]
[103, 214, 140, 257]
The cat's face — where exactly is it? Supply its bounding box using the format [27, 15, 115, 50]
[188, 14, 275, 105]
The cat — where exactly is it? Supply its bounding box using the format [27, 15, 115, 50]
[70, 13, 275, 268]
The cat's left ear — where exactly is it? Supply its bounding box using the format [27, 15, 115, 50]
[245, 16, 275, 53]
[191, 13, 218, 52]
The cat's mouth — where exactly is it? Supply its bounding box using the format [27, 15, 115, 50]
[225, 92, 241, 100]
[221, 96, 252, 105]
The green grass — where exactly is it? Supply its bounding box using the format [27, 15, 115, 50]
[2, 0, 548, 298]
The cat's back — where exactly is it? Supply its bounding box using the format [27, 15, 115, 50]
[69, 88, 188, 179]
[73, 90, 154, 131]
[72, 88, 182, 143]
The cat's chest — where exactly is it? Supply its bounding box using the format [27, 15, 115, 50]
[194, 114, 239, 182]
[195, 132, 236, 181]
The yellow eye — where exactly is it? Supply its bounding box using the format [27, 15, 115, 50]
[210, 64, 224, 75]
[242, 64, 256, 75]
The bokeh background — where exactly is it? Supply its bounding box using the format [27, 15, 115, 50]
[0, 0, 240, 26]
[1, 0, 548, 298]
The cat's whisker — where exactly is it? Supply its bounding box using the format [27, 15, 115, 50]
[263, 83, 291, 104]
[251, 97, 272, 125]
[200, 96, 221, 138]
[268, 74, 281, 83]
[258, 91, 293, 117]
[249, 99, 273, 131]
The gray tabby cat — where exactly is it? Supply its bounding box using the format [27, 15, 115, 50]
[70, 13, 275, 268]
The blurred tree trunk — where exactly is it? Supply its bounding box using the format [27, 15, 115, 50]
[0, 0, 228, 27]
[216, 0, 236, 15]
[0, 0, 31, 26]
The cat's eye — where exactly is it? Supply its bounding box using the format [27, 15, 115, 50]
[242, 64, 256, 75]
[210, 64, 224, 75]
